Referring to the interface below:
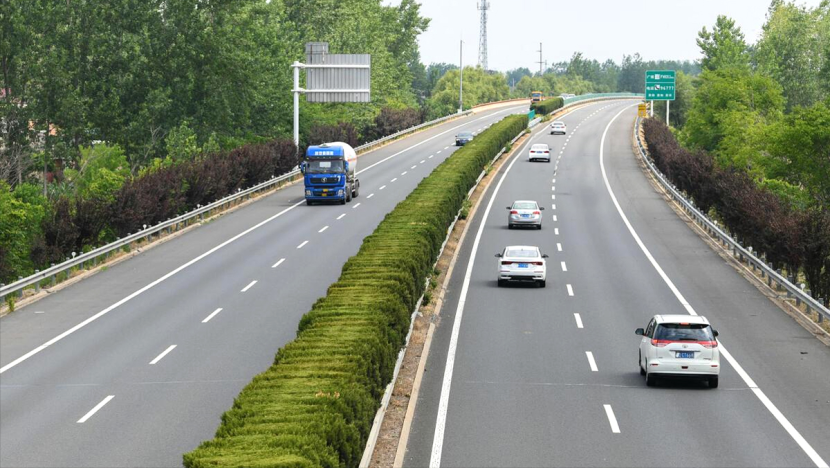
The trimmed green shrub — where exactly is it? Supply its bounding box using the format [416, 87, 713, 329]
[183, 113, 527, 467]
[530, 97, 564, 115]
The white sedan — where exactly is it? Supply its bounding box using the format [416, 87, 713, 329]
[496, 245, 548, 287]
[528, 143, 551, 162]
[549, 120, 566, 135]
[635, 315, 721, 388]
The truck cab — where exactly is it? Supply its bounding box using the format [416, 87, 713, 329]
[301, 142, 360, 205]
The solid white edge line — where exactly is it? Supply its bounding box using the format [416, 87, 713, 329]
[149, 344, 177, 365]
[429, 112, 558, 467]
[296, 241, 308, 249]
[586, 351, 598, 372]
[0, 105, 528, 377]
[567, 284, 574, 296]
[201, 307, 223, 323]
[77, 395, 115, 423]
[271, 258, 286, 268]
[240, 280, 257, 292]
[599, 105, 828, 468]
[603, 404, 620, 433]
[319, 226, 329, 233]
[0, 198, 306, 375]
[574, 313, 584, 329]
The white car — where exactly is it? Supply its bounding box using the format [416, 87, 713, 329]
[635, 315, 721, 388]
[528, 143, 551, 162]
[506, 200, 544, 229]
[496, 245, 548, 287]
[549, 121, 566, 135]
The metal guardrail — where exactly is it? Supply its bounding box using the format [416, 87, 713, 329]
[564, 92, 643, 106]
[0, 110, 478, 304]
[633, 117, 830, 325]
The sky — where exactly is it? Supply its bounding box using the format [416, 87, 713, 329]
[387, 0, 826, 72]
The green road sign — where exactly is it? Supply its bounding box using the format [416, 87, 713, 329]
[645, 70, 675, 101]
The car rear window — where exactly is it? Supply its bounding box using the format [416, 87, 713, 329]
[513, 202, 537, 210]
[654, 323, 714, 341]
[458, 132, 473, 138]
[552, 122, 565, 126]
[505, 248, 538, 258]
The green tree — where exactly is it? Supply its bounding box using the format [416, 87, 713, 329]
[0, 181, 47, 282]
[63, 144, 130, 201]
[653, 71, 695, 128]
[696, 15, 750, 71]
[425, 67, 509, 118]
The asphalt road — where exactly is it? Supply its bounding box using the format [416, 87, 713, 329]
[0, 104, 527, 468]
[404, 101, 830, 467]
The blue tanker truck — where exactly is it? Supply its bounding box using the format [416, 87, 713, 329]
[301, 142, 360, 205]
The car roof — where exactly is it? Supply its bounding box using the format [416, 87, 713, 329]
[530, 143, 549, 149]
[552, 120, 565, 124]
[504, 245, 540, 251]
[654, 315, 709, 324]
[512, 200, 538, 205]
[458, 131, 473, 136]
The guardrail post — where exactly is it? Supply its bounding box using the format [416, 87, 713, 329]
[50, 264, 56, 286]
[797, 285, 805, 307]
[34, 271, 41, 292]
[17, 277, 23, 298]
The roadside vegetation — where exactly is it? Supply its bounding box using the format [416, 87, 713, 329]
[642, 2, 830, 305]
[183, 113, 527, 467]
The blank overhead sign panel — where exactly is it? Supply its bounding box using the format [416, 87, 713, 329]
[305, 44, 371, 103]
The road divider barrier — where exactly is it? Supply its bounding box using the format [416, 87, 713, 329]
[182, 114, 527, 467]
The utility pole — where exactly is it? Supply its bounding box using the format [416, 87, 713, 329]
[477, 1, 489, 70]
[536, 42, 543, 75]
[459, 40, 464, 113]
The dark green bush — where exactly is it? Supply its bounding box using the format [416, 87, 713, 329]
[530, 97, 564, 115]
[183, 113, 527, 468]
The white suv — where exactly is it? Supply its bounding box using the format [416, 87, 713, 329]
[635, 315, 720, 388]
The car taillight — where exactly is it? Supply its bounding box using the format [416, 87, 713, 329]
[501, 261, 512, 265]
[510, 210, 518, 214]
[699, 341, 718, 349]
[544, 151, 549, 154]
[651, 339, 671, 347]
[532, 261, 543, 265]
[533, 211, 541, 215]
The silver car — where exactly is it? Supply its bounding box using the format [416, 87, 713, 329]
[549, 120, 567, 135]
[528, 143, 551, 162]
[507, 200, 544, 229]
[496, 245, 548, 287]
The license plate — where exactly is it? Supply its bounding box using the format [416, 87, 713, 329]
[676, 351, 694, 359]
[321, 193, 327, 196]
[518, 263, 528, 268]
[521, 214, 530, 218]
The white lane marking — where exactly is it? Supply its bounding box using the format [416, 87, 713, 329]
[202, 308, 223, 323]
[552, 178, 556, 183]
[149, 345, 177, 365]
[240, 280, 257, 292]
[0, 198, 307, 375]
[367, 193, 374, 199]
[552, 204, 556, 210]
[356, 106, 523, 175]
[561, 261, 567, 272]
[272, 258, 286, 268]
[599, 105, 828, 468]
[391, 178, 398, 182]
[437, 151, 442, 154]
[319, 226, 329, 233]
[604, 405, 620, 433]
[567, 284, 574, 296]
[379, 185, 387, 190]
[77, 396, 114, 423]
[552, 195, 556, 200]
[337, 213, 346, 220]
[352, 203, 361, 209]
[296, 241, 308, 249]
[429, 113, 554, 467]
[552, 186, 556, 191]
[554, 228, 559, 235]
[553, 215, 558, 222]
[401, 171, 408, 175]
[421, 160, 426, 164]
[429, 155, 434, 159]
[586, 351, 598, 372]
[557, 243, 562, 251]
[411, 165, 417, 169]
[574, 313, 584, 328]
[0, 106, 531, 376]
[444, 146, 450, 149]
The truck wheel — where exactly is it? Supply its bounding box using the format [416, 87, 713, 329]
[353, 181, 359, 198]
[340, 196, 346, 205]
[306, 200, 313, 206]
[346, 189, 352, 202]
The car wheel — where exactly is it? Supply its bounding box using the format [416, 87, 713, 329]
[708, 376, 719, 389]
[646, 371, 656, 387]
[306, 199, 313, 206]
[508, 224, 513, 229]
[639, 352, 646, 375]
[536, 224, 542, 230]
[497, 279, 505, 287]
[340, 197, 346, 205]
[538, 280, 546, 288]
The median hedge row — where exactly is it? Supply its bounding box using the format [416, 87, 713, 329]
[183, 113, 528, 468]
[530, 97, 564, 115]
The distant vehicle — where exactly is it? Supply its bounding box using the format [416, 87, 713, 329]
[496, 245, 548, 287]
[506, 200, 544, 229]
[559, 93, 576, 99]
[549, 121, 567, 135]
[455, 131, 474, 146]
[528, 143, 551, 162]
[635, 315, 721, 388]
[301, 142, 359, 205]
[531, 91, 543, 103]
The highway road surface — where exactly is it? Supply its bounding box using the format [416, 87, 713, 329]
[0, 104, 526, 467]
[403, 101, 830, 467]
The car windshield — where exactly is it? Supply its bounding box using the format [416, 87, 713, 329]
[458, 132, 473, 138]
[531, 145, 548, 151]
[505, 248, 539, 258]
[654, 323, 714, 341]
[307, 159, 344, 174]
[552, 122, 565, 127]
[512, 202, 537, 210]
